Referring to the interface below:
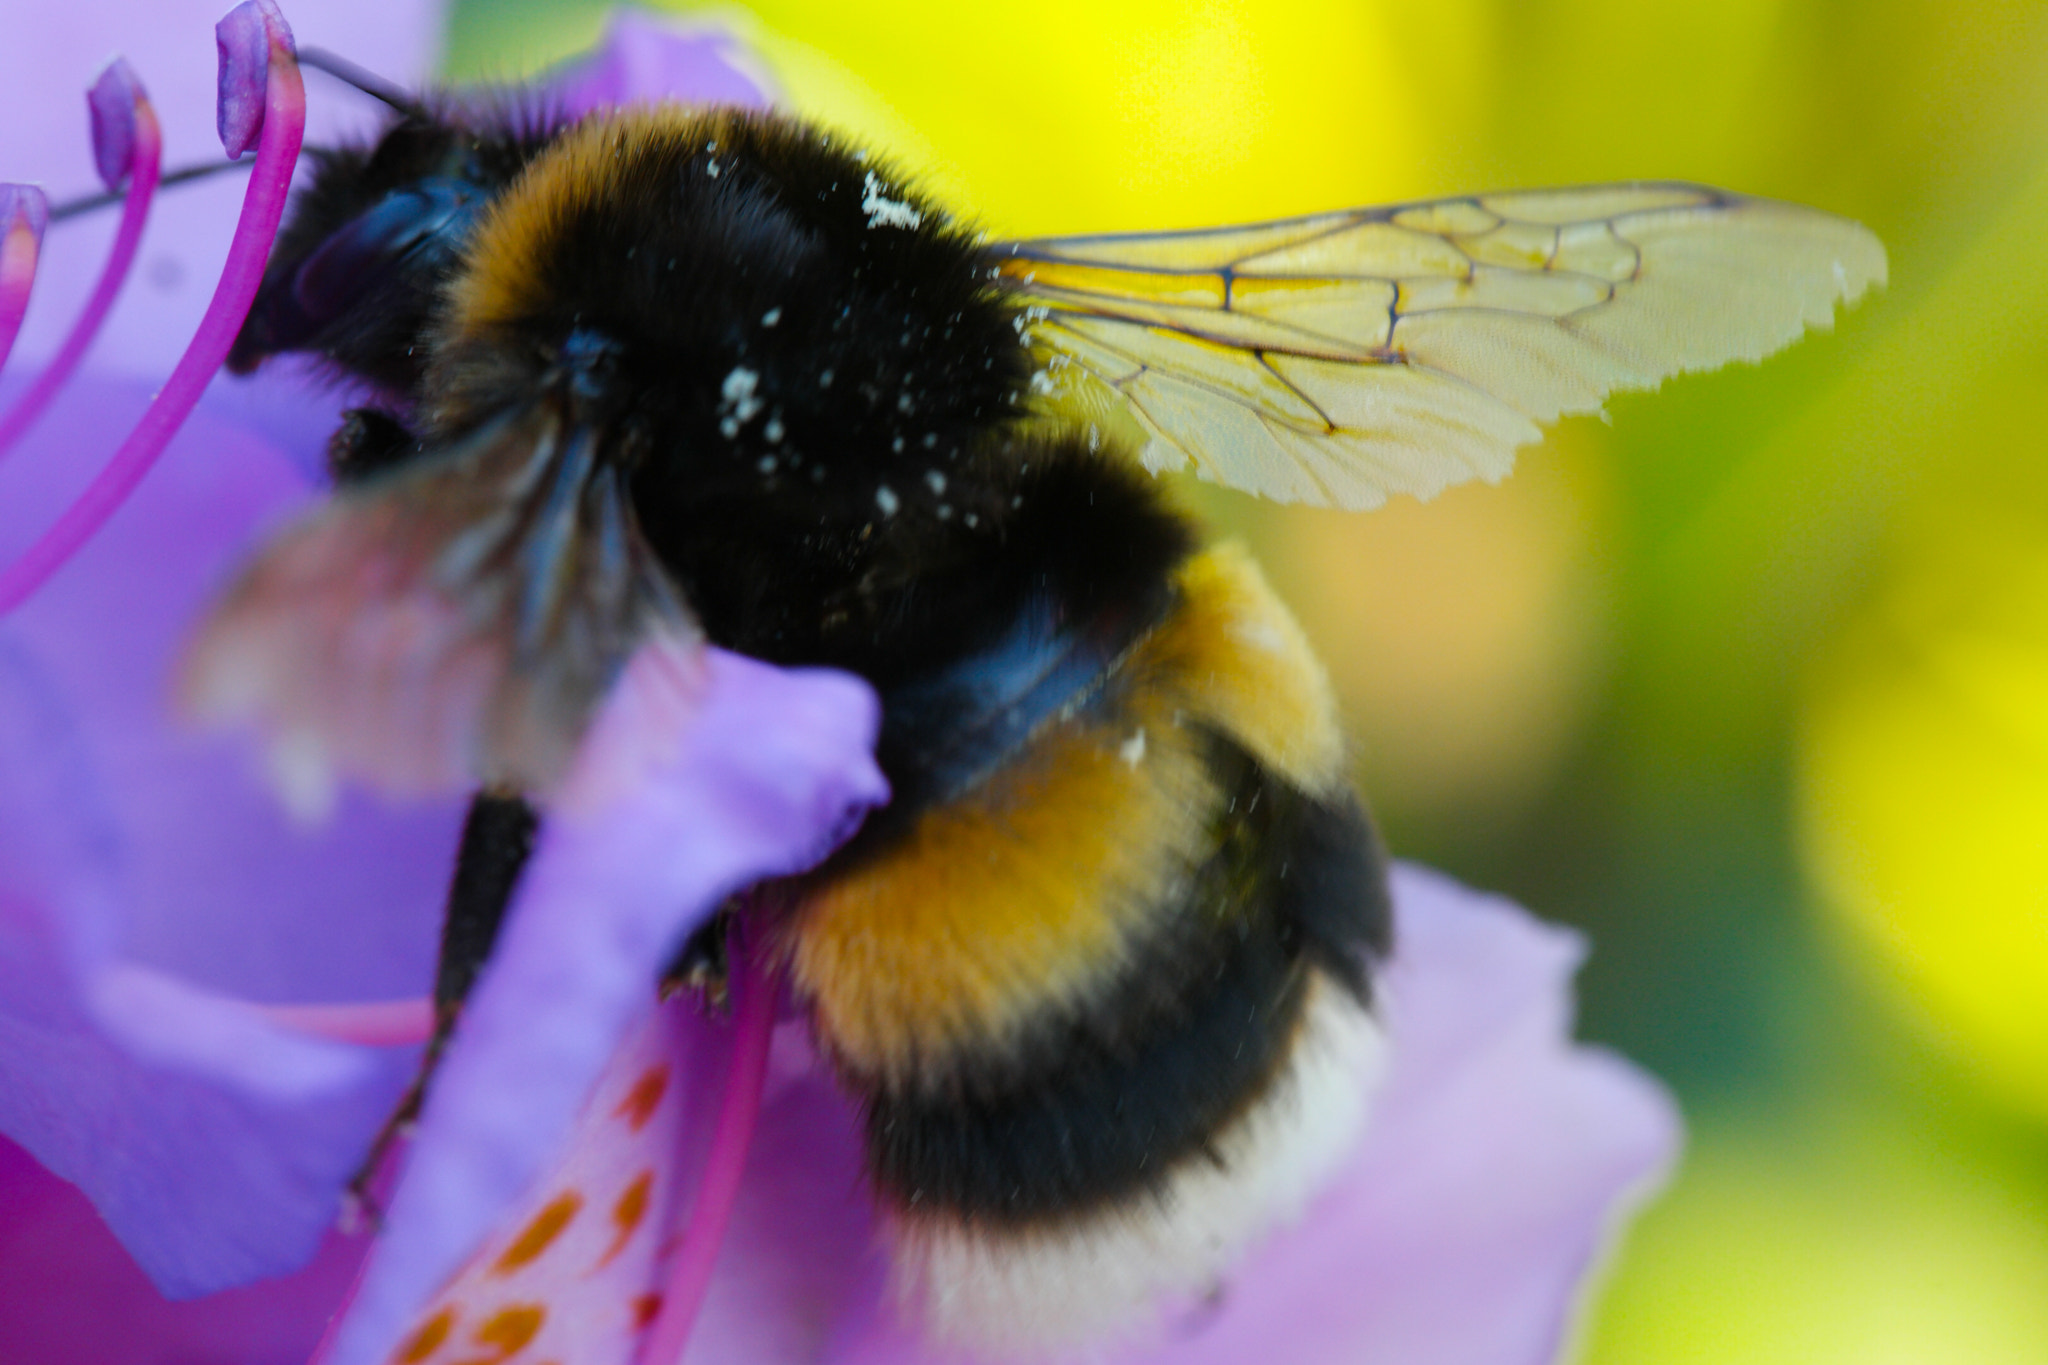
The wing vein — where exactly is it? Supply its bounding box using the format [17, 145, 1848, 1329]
[995, 183, 1884, 508]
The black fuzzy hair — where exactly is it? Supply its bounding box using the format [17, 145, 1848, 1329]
[229, 97, 567, 388]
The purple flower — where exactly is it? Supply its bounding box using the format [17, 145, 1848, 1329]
[0, 7, 1679, 1365]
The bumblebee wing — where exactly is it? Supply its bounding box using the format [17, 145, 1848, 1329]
[181, 406, 699, 803]
[993, 183, 1885, 509]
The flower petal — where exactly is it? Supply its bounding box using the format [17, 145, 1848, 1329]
[360, 1000, 710, 1365]
[323, 645, 886, 1365]
[545, 8, 776, 116]
[0, 374, 462, 1003]
[0, 1133, 367, 1365]
[0, 640, 417, 1300]
[669, 1018, 877, 1365]
[0, 377, 461, 1297]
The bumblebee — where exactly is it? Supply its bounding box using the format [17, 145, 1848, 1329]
[187, 83, 1881, 1349]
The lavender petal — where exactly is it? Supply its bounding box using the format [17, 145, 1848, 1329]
[0, 377, 460, 1296]
[545, 8, 776, 115]
[323, 645, 885, 1365]
[0, 641, 417, 1300]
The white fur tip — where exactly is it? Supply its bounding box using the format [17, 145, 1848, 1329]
[888, 975, 1385, 1356]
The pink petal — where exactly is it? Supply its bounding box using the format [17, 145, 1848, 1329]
[0, 1133, 369, 1365]
[0, 372, 461, 1005]
[356, 1003, 702, 1365]
[545, 9, 776, 116]
[0, 634, 419, 1300]
[323, 645, 886, 1365]
[0, 379, 456, 1296]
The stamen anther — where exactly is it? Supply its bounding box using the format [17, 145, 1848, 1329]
[0, 61, 162, 458]
[217, 0, 288, 158]
[0, 186, 49, 374]
[90, 60, 147, 190]
[0, 2, 304, 615]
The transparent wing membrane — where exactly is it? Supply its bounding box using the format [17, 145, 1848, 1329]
[181, 408, 699, 801]
[996, 183, 1885, 509]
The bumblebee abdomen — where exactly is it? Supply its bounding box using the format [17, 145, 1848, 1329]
[782, 532, 1392, 1344]
[788, 543, 1368, 1085]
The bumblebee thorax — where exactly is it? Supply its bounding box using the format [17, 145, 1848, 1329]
[426, 107, 1028, 518]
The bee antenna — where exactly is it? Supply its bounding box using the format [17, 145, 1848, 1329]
[48, 159, 255, 223]
[296, 46, 427, 120]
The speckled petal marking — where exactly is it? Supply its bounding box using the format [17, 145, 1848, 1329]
[381, 1003, 689, 1365]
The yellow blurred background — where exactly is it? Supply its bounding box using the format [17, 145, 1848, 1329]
[441, 1, 2048, 1358]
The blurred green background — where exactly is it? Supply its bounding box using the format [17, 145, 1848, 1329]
[442, 1, 2048, 1358]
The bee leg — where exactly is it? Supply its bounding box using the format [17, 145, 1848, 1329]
[659, 906, 736, 1014]
[430, 791, 541, 1011]
[344, 791, 538, 1225]
[324, 405, 421, 485]
[340, 1020, 450, 1234]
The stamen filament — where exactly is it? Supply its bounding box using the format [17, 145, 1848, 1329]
[0, 0, 303, 615]
[638, 934, 780, 1365]
[0, 186, 49, 374]
[256, 997, 437, 1047]
[0, 62, 163, 459]
[305, 1248, 375, 1365]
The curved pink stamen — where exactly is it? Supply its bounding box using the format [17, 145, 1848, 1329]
[0, 186, 48, 374]
[0, 0, 302, 615]
[638, 936, 779, 1365]
[305, 1248, 375, 1365]
[256, 997, 437, 1047]
[0, 62, 163, 459]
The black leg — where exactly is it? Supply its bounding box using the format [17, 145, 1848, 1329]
[346, 791, 538, 1221]
[325, 406, 421, 484]
[432, 792, 540, 1014]
[660, 909, 736, 1011]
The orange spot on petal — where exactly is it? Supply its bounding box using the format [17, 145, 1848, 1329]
[397, 1307, 456, 1363]
[613, 1066, 668, 1131]
[597, 1170, 655, 1269]
[633, 1293, 664, 1331]
[492, 1191, 582, 1276]
[450, 1304, 547, 1365]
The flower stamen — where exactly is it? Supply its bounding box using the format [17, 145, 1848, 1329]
[256, 997, 437, 1047]
[0, 61, 163, 459]
[637, 933, 779, 1365]
[0, 0, 303, 615]
[0, 186, 48, 374]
